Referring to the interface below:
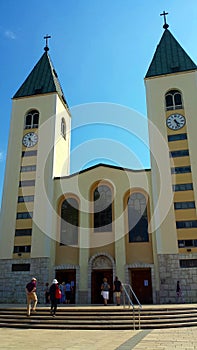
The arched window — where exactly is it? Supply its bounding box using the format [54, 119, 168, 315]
[61, 118, 66, 139]
[165, 90, 183, 111]
[94, 185, 112, 232]
[24, 110, 39, 129]
[60, 198, 79, 245]
[128, 192, 149, 242]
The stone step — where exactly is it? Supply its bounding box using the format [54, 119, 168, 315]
[1, 312, 197, 320]
[0, 305, 197, 330]
[0, 315, 197, 323]
[1, 307, 197, 314]
[0, 320, 197, 330]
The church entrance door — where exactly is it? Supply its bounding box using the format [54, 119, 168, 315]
[55, 269, 76, 304]
[91, 269, 113, 304]
[130, 268, 152, 304]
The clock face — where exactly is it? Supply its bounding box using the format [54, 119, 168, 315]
[22, 132, 38, 148]
[166, 114, 186, 130]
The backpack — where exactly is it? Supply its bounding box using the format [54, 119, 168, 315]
[55, 285, 62, 299]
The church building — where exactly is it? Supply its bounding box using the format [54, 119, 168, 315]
[1, 16, 197, 304]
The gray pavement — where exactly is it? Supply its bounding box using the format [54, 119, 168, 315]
[0, 327, 197, 349]
[1, 304, 197, 349]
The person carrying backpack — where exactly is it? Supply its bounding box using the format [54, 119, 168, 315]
[25, 277, 38, 316]
[49, 279, 61, 317]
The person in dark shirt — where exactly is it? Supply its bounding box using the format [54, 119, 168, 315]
[113, 276, 122, 306]
[49, 279, 60, 317]
[176, 280, 184, 303]
[44, 282, 50, 304]
[25, 277, 37, 316]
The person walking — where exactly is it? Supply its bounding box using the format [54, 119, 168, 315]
[176, 280, 184, 303]
[44, 282, 50, 304]
[60, 282, 66, 303]
[101, 277, 110, 306]
[49, 279, 60, 317]
[113, 276, 122, 306]
[25, 277, 38, 317]
[65, 281, 72, 304]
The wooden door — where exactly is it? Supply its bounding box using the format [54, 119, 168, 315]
[130, 268, 152, 304]
[91, 269, 113, 304]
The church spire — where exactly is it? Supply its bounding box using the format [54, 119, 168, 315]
[13, 38, 69, 108]
[145, 16, 197, 78]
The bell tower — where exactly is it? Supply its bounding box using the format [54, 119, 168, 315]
[145, 14, 197, 302]
[0, 38, 71, 295]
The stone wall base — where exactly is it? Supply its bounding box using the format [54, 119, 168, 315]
[78, 290, 88, 304]
[1, 254, 196, 305]
[158, 253, 197, 304]
[0, 258, 52, 304]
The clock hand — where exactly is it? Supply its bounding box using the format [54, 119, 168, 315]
[174, 119, 180, 126]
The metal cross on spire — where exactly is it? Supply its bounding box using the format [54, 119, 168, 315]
[160, 11, 169, 29]
[44, 34, 51, 51]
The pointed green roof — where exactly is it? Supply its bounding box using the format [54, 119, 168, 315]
[145, 29, 197, 78]
[13, 51, 68, 107]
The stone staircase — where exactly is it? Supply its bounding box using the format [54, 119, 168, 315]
[0, 305, 197, 330]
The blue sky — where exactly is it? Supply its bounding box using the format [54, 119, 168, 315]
[1, 0, 197, 203]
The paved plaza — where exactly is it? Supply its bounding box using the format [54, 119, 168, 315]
[0, 326, 197, 350]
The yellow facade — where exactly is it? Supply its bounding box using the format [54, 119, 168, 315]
[1, 25, 197, 305]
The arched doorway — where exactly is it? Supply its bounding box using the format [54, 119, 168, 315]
[91, 254, 114, 304]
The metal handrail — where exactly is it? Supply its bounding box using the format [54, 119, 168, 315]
[121, 283, 142, 329]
